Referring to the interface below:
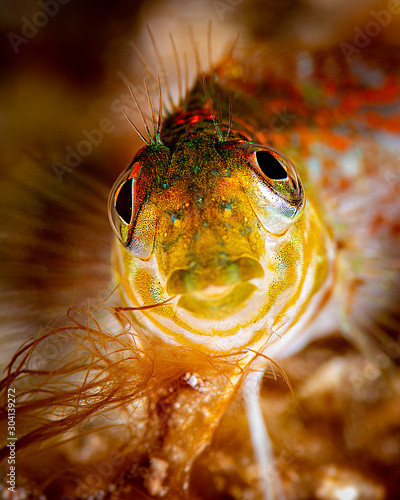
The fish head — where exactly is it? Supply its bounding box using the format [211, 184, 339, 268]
[109, 135, 307, 350]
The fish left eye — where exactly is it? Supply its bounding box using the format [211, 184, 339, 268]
[254, 150, 288, 181]
[242, 144, 305, 234]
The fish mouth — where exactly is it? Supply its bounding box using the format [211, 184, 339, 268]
[166, 256, 264, 320]
[177, 281, 258, 320]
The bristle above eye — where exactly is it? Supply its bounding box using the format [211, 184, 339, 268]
[255, 151, 288, 180]
[115, 179, 134, 224]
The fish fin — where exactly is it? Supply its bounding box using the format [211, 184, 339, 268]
[0, 152, 112, 367]
[329, 158, 400, 381]
[244, 370, 286, 500]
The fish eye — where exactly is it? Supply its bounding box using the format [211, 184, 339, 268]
[108, 167, 135, 245]
[115, 178, 134, 225]
[255, 150, 288, 181]
[108, 165, 157, 260]
[242, 144, 305, 234]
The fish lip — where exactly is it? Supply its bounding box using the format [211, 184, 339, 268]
[166, 257, 265, 295]
[175, 281, 258, 320]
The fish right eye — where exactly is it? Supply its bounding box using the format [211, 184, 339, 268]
[115, 179, 134, 225]
[108, 167, 135, 244]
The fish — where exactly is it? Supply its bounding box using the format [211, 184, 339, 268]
[105, 30, 400, 499]
[107, 47, 334, 497]
[1, 12, 400, 500]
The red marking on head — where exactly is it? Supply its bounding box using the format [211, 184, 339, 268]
[129, 161, 142, 179]
[174, 110, 213, 127]
[189, 115, 203, 124]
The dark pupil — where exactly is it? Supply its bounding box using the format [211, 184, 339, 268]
[116, 179, 133, 224]
[256, 151, 287, 180]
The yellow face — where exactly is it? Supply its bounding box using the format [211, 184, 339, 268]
[109, 134, 332, 354]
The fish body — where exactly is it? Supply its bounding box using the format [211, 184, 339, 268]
[105, 44, 400, 498]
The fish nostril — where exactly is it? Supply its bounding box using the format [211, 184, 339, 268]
[166, 257, 264, 295]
